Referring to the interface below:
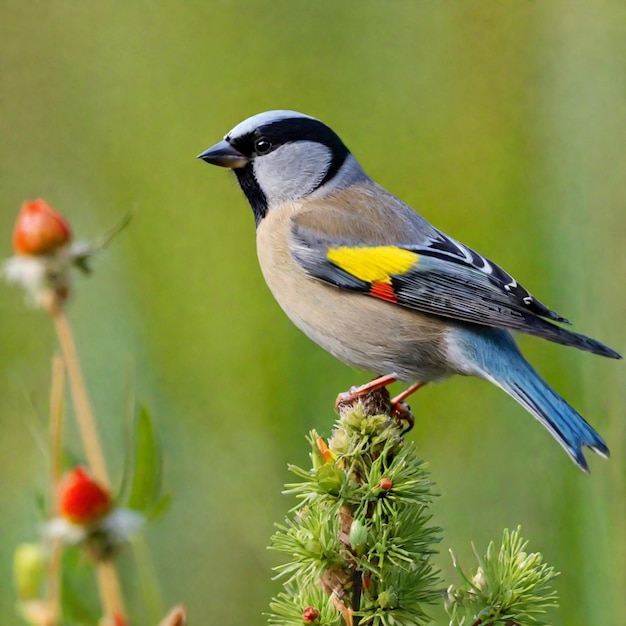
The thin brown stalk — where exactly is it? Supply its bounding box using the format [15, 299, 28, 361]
[45, 544, 63, 626]
[49, 354, 65, 494]
[48, 296, 110, 487]
[158, 605, 187, 626]
[96, 561, 127, 619]
[46, 354, 66, 626]
[43, 291, 125, 621]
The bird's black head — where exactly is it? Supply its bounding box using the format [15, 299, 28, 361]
[198, 110, 362, 225]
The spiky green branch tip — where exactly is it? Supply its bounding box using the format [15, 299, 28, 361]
[269, 389, 442, 626]
[445, 526, 559, 626]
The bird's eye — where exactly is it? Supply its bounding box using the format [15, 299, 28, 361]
[254, 137, 272, 155]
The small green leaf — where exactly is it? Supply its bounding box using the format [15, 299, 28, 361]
[126, 405, 162, 513]
[148, 492, 173, 521]
[61, 549, 100, 624]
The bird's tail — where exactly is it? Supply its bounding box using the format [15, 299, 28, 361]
[468, 329, 610, 472]
[520, 314, 622, 360]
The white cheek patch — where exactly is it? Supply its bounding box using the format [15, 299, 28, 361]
[254, 141, 333, 203]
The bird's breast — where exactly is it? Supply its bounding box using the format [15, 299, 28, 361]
[255, 206, 454, 383]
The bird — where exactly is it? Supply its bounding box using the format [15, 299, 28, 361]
[197, 110, 621, 472]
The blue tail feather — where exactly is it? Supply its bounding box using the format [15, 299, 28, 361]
[499, 370, 609, 472]
[458, 327, 610, 472]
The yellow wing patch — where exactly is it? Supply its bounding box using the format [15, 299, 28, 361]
[327, 246, 419, 284]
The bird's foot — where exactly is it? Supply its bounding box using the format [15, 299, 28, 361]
[389, 383, 424, 433]
[334, 374, 398, 412]
[391, 401, 415, 433]
[335, 377, 425, 433]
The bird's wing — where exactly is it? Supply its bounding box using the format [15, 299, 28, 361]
[417, 228, 570, 323]
[292, 182, 568, 322]
[290, 218, 621, 359]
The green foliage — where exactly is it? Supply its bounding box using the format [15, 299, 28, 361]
[270, 400, 561, 626]
[270, 586, 346, 626]
[445, 527, 559, 626]
[270, 401, 442, 626]
[122, 405, 170, 519]
[60, 549, 101, 625]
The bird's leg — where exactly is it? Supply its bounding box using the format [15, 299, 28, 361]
[390, 383, 426, 432]
[336, 376, 426, 433]
[390, 382, 425, 406]
[335, 373, 398, 410]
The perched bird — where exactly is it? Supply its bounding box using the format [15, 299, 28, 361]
[198, 110, 621, 472]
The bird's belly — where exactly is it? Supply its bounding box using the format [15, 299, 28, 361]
[256, 221, 453, 382]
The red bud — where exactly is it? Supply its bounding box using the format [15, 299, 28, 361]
[12, 199, 72, 256]
[378, 477, 393, 491]
[302, 607, 320, 623]
[57, 467, 112, 524]
[113, 612, 130, 626]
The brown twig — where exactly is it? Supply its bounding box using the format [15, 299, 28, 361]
[49, 354, 65, 488]
[96, 561, 127, 619]
[46, 354, 66, 626]
[47, 296, 110, 487]
[42, 291, 125, 621]
[158, 605, 187, 626]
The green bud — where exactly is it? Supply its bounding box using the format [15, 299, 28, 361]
[377, 589, 398, 609]
[14, 543, 44, 600]
[472, 566, 486, 591]
[349, 519, 368, 556]
[304, 538, 322, 556]
[316, 464, 344, 495]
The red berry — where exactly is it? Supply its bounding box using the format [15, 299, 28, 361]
[378, 477, 393, 491]
[113, 612, 130, 626]
[302, 607, 320, 623]
[12, 199, 72, 256]
[57, 467, 112, 524]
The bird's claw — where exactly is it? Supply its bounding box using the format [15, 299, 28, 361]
[334, 386, 363, 411]
[391, 401, 415, 433]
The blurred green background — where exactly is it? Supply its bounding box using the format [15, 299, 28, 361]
[1, 1, 624, 624]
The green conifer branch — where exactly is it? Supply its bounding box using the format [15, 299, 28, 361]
[269, 390, 442, 626]
[445, 527, 559, 625]
[269, 390, 560, 626]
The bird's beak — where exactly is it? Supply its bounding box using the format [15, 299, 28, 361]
[197, 140, 249, 169]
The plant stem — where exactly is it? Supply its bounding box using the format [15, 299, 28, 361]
[48, 297, 110, 487]
[43, 291, 125, 620]
[49, 354, 65, 491]
[46, 354, 66, 626]
[97, 561, 127, 618]
[158, 605, 187, 626]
